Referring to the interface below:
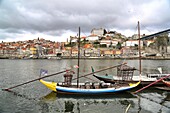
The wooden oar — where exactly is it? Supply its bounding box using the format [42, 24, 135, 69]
[72, 63, 127, 81]
[2, 70, 69, 91]
[134, 74, 170, 93]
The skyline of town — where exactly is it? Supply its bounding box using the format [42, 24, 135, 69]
[0, 27, 164, 59]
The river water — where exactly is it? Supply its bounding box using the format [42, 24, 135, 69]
[0, 59, 170, 113]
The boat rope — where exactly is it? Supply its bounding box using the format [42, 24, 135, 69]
[5, 89, 37, 101]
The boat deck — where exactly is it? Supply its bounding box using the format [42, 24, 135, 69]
[58, 82, 130, 89]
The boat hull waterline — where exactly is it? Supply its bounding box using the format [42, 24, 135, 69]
[40, 79, 140, 94]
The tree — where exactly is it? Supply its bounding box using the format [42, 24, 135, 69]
[100, 44, 107, 48]
[116, 42, 122, 49]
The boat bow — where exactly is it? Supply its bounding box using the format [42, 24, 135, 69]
[40, 79, 57, 92]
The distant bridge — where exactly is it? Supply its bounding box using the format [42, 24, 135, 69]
[139, 28, 170, 40]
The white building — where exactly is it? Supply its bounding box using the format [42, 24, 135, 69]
[100, 40, 112, 47]
[86, 35, 99, 42]
[91, 28, 105, 36]
[100, 40, 119, 47]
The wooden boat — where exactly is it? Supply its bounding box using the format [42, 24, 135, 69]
[39, 79, 140, 94]
[93, 73, 169, 86]
[92, 62, 169, 86]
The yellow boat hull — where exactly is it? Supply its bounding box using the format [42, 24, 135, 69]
[40, 79, 57, 92]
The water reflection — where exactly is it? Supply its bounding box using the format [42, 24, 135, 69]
[40, 92, 137, 113]
[65, 101, 74, 113]
[165, 93, 170, 101]
[41, 91, 136, 100]
[136, 92, 170, 113]
[39, 102, 50, 113]
[39, 90, 170, 113]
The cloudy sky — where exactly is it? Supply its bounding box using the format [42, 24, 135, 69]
[0, 0, 170, 42]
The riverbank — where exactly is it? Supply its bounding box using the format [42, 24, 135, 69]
[63, 56, 170, 60]
[1, 55, 170, 60]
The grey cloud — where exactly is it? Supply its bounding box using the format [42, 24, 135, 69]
[0, 0, 170, 41]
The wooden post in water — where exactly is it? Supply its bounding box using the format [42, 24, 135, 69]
[77, 27, 80, 88]
[138, 21, 142, 79]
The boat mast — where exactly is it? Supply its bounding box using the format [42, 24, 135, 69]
[77, 27, 80, 88]
[138, 21, 142, 78]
